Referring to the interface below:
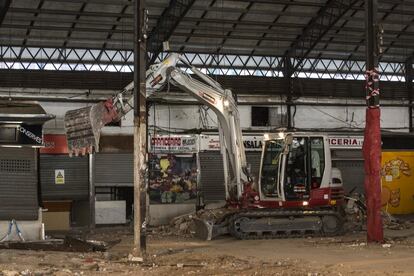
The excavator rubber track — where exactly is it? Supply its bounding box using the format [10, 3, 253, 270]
[228, 209, 344, 240]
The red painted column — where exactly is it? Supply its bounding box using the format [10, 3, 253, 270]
[363, 108, 383, 242]
[363, 0, 383, 243]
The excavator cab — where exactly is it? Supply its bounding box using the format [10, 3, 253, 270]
[258, 132, 341, 207]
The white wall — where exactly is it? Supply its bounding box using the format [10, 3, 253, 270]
[294, 105, 408, 130]
[39, 100, 410, 135]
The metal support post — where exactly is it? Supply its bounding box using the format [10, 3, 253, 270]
[133, 0, 147, 257]
[406, 58, 413, 132]
[88, 153, 95, 230]
[284, 57, 293, 129]
[363, 0, 383, 243]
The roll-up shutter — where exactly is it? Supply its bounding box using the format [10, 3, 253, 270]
[40, 155, 88, 200]
[246, 152, 262, 182]
[331, 149, 364, 193]
[200, 151, 262, 201]
[199, 152, 225, 201]
[0, 147, 38, 220]
[95, 153, 133, 187]
[332, 160, 365, 194]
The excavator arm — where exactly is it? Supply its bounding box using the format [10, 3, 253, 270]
[64, 54, 180, 156]
[64, 53, 250, 201]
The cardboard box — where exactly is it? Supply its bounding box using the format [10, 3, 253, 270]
[42, 211, 70, 231]
[42, 201, 72, 231]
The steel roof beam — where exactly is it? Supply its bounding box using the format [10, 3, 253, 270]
[382, 18, 414, 57]
[18, 0, 45, 58]
[62, 2, 87, 48]
[47, 0, 132, 5]
[97, 3, 130, 60]
[4, 14, 414, 39]
[147, 0, 195, 64]
[216, 1, 254, 53]
[283, 0, 360, 76]
[178, 0, 217, 53]
[0, 0, 11, 26]
[170, 32, 414, 49]
[4, 17, 413, 38]
[339, 2, 400, 70]
[231, 0, 414, 11]
[7, 2, 414, 18]
[8, 7, 134, 18]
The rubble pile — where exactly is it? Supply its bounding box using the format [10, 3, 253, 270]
[344, 192, 412, 232]
[382, 212, 411, 230]
[150, 207, 235, 237]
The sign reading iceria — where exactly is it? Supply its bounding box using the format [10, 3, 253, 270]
[327, 136, 364, 149]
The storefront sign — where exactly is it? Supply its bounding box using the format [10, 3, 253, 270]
[150, 135, 198, 153]
[40, 134, 69, 154]
[55, 169, 65, 184]
[17, 125, 43, 145]
[200, 135, 263, 151]
[0, 124, 44, 146]
[328, 136, 364, 149]
[201, 134, 364, 151]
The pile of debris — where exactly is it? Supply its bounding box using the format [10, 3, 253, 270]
[150, 207, 235, 238]
[344, 192, 411, 232]
[382, 212, 411, 230]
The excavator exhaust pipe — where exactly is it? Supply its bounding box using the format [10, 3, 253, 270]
[64, 101, 114, 156]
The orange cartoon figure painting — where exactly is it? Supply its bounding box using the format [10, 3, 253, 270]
[381, 153, 414, 214]
[382, 158, 411, 179]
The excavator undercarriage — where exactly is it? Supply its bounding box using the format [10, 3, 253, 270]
[193, 208, 344, 240]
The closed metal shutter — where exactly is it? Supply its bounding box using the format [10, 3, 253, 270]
[333, 160, 365, 194]
[200, 151, 262, 201]
[199, 152, 225, 201]
[0, 148, 38, 220]
[40, 155, 88, 200]
[246, 152, 262, 182]
[95, 153, 133, 187]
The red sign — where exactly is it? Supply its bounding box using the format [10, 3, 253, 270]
[150, 135, 198, 153]
[151, 137, 182, 147]
[40, 134, 69, 154]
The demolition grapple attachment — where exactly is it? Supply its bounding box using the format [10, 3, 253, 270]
[64, 100, 118, 156]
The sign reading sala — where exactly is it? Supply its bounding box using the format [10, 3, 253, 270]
[200, 135, 263, 151]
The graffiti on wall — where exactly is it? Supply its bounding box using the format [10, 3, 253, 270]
[381, 153, 414, 213]
[149, 153, 197, 204]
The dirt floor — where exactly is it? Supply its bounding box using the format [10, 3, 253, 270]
[2, 224, 414, 276]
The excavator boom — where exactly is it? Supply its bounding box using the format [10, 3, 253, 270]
[64, 54, 180, 156]
[64, 53, 250, 197]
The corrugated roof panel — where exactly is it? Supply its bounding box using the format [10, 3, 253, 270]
[11, 0, 42, 9]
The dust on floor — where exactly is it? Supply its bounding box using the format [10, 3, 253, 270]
[1, 227, 414, 276]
